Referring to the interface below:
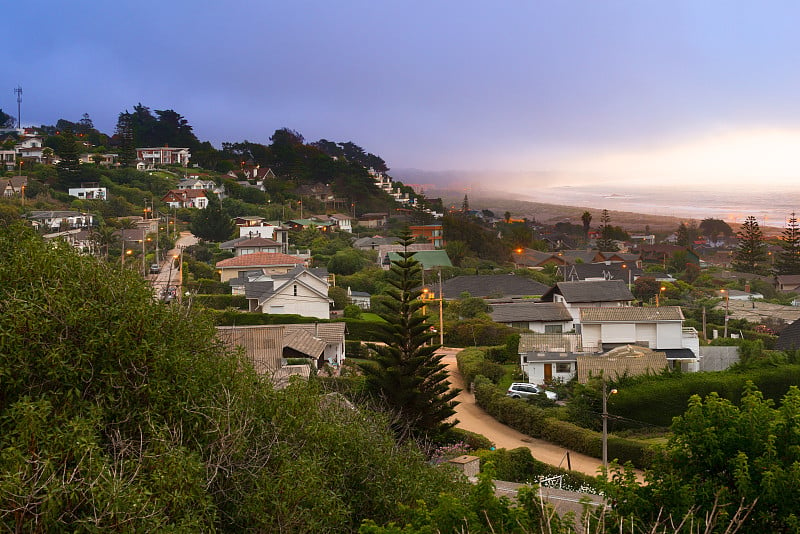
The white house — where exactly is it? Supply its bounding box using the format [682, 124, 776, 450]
[578, 306, 699, 371]
[26, 211, 95, 231]
[136, 147, 191, 168]
[283, 322, 346, 367]
[69, 186, 107, 201]
[236, 266, 332, 319]
[490, 302, 574, 333]
[540, 280, 634, 322]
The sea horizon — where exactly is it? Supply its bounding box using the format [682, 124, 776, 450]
[515, 183, 800, 228]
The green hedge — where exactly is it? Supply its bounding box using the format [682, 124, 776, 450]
[609, 365, 800, 428]
[475, 447, 600, 492]
[194, 294, 248, 310]
[473, 375, 653, 468]
[211, 310, 329, 326]
[341, 318, 387, 342]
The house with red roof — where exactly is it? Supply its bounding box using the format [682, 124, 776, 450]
[161, 189, 208, 209]
[215, 252, 307, 283]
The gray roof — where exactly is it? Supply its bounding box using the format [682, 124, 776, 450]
[283, 323, 346, 346]
[557, 263, 643, 282]
[440, 274, 549, 300]
[579, 306, 683, 322]
[576, 345, 668, 384]
[776, 321, 800, 351]
[541, 280, 634, 303]
[283, 329, 326, 358]
[219, 236, 250, 250]
[491, 302, 572, 323]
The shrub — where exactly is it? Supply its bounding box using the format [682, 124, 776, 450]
[343, 304, 362, 318]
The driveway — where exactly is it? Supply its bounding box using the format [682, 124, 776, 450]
[438, 347, 605, 478]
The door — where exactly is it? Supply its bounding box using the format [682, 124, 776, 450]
[544, 364, 552, 382]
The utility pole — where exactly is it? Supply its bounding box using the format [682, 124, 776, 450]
[438, 269, 444, 345]
[14, 86, 22, 129]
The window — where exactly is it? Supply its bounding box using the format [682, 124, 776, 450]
[511, 321, 528, 329]
[556, 363, 571, 373]
[545, 324, 563, 334]
[293, 284, 298, 296]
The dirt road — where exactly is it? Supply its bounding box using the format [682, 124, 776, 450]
[439, 348, 605, 478]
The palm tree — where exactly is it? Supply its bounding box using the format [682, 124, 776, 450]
[91, 224, 118, 259]
[581, 211, 592, 239]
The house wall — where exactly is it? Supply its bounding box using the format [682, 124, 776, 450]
[521, 361, 575, 384]
[581, 321, 684, 350]
[264, 279, 330, 319]
[521, 320, 573, 333]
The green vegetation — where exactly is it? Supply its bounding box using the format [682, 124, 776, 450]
[357, 231, 459, 442]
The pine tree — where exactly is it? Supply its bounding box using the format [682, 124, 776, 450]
[775, 212, 800, 275]
[55, 128, 82, 188]
[358, 230, 459, 442]
[115, 111, 137, 168]
[732, 216, 767, 274]
[596, 209, 618, 251]
[189, 193, 236, 242]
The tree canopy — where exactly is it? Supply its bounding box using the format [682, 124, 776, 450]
[732, 216, 768, 274]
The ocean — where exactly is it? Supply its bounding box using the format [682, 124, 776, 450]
[521, 184, 800, 228]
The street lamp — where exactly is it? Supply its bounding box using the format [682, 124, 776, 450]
[656, 285, 666, 307]
[721, 289, 730, 337]
[621, 263, 632, 290]
[602, 380, 618, 469]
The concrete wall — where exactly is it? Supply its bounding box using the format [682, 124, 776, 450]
[699, 346, 740, 371]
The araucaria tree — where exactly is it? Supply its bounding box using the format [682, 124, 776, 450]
[596, 209, 618, 251]
[732, 215, 767, 273]
[358, 231, 459, 442]
[775, 212, 800, 275]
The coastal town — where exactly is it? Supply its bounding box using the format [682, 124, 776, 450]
[4, 113, 800, 530]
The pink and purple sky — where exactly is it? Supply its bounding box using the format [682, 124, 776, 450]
[8, 1, 800, 193]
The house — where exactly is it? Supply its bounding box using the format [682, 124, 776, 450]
[518, 331, 586, 384]
[217, 324, 320, 385]
[383, 250, 452, 271]
[234, 215, 266, 227]
[228, 236, 283, 256]
[285, 218, 334, 232]
[283, 322, 346, 367]
[234, 224, 290, 253]
[409, 224, 444, 248]
[347, 287, 371, 309]
[436, 274, 549, 300]
[636, 244, 699, 268]
[161, 189, 208, 209]
[26, 211, 95, 231]
[296, 183, 335, 202]
[233, 266, 332, 319]
[215, 252, 306, 283]
[576, 345, 668, 384]
[540, 280, 634, 322]
[775, 320, 800, 351]
[1, 150, 16, 170]
[177, 177, 216, 190]
[578, 306, 699, 370]
[68, 185, 107, 201]
[1, 175, 27, 197]
[329, 213, 353, 232]
[42, 228, 96, 254]
[358, 213, 388, 228]
[775, 275, 800, 293]
[136, 147, 191, 168]
[353, 235, 395, 250]
[557, 263, 643, 284]
[491, 302, 574, 333]
[376, 243, 434, 267]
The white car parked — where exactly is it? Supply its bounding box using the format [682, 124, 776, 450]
[506, 382, 557, 401]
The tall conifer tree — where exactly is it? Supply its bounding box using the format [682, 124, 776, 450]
[776, 212, 800, 275]
[358, 230, 459, 442]
[732, 215, 767, 273]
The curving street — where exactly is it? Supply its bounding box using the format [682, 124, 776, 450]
[439, 348, 605, 478]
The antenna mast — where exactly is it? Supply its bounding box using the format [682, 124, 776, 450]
[14, 86, 22, 129]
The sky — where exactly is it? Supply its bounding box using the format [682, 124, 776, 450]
[9, 1, 800, 195]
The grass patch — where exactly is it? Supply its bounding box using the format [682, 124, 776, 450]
[359, 312, 387, 322]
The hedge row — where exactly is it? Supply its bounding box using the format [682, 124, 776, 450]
[341, 318, 387, 342]
[457, 347, 505, 385]
[473, 375, 653, 469]
[211, 310, 326, 326]
[194, 294, 248, 310]
[474, 447, 600, 492]
[610, 365, 800, 428]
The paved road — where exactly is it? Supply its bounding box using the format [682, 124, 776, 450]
[438, 347, 605, 478]
[149, 231, 198, 301]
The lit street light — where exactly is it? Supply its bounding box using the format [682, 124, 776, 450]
[602, 380, 618, 469]
[721, 289, 730, 337]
